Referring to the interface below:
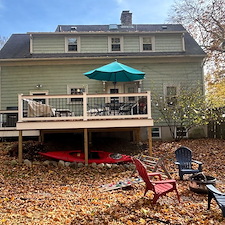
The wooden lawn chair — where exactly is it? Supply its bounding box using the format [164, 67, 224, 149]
[207, 184, 225, 217]
[175, 146, 202, 180]
[132, 157, 180, 204]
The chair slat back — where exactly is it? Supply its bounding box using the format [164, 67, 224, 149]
[132, 157, 154, 190]
[175, 146, 192, 169]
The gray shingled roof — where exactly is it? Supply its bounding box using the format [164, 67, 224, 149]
[0, 24, 206, 60]
[55, 24, 186, 33]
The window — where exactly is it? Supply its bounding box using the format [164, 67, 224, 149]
[140, 36, 154, 51]
[143, 37, 152, 51]
[165, 86, 177, 106]
[66, 37, 79, 52]
[110, 88, 119, 103]
[67, 86, 87, 104]
[30, 91, 48, 104]
[128, 87, 135, 102]
[176, 127, 188, 138]
[152, 127, 161, 138]
[109, 37, 123, 52]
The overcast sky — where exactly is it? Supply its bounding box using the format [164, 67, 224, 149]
[0, 0, 175, 37]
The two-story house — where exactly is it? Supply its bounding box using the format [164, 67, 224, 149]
[0, 11, 206, 161]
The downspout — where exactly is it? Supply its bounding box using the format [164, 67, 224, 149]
[182, 33, 185, 52]
[30, 34, 33, 54]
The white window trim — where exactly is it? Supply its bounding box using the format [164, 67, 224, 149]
[163, 83, 180, 105]
[65, 36, 80, 53]
[106, 83, 123, 103]
[29, 90, 49, 104]
[139, 36, 155, 52]
[152, 127, 161, 138]
[67, 85, 88, 104]
[108, 36, 124, 52]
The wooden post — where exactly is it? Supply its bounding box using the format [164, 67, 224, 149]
[148, 127, 152, 156]
[39, 130, 44, 143]
[133, 128, 140, 143]
[84, 128, 88, 165]
[18, 130, 23, 163]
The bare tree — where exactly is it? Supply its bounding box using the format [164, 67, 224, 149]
[0, 36, 8, 50]
[168, 0, 225, 81]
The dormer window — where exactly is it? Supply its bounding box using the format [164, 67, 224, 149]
[68, 38, 77, 51]
[109, 36, 123, 52]
[143, 37, 152, 51]
[140, 36, 154, 52]
[66, 37, 80, 52]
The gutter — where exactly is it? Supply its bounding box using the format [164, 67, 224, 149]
[0, 54, 207, 66]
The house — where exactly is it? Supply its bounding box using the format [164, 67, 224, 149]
[0, 10, 206, 161]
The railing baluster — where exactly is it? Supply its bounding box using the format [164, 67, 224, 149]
[15, 92, 151, 123]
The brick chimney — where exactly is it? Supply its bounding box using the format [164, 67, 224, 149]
[120, 10, 132, 27]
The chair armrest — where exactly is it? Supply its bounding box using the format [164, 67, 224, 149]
[147, 172, 162, 180]
[206, 184, 225, 196]
[192, 160, 202, 165]
[153, 179, 176, 184]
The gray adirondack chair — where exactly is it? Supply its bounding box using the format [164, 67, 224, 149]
[206, 184, 225, 217]
[175, 146, 202, 180]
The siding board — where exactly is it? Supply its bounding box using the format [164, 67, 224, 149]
[123, 36, 140, 52]
[155, 34, 183, 52]
[31, 33, 183, 54]
[33, 35, 65, 53]
[1, 61, 203, 117]
[80, 36, 108, 53]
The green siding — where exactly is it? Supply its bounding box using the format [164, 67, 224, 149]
[155, 34, 183, 52]
[32, 33, 183, 54]
[32, 35, 65, 53]
[0, 65, 103, 109]
[141, 62, 203, 125]
[0, 61, 203, 115]
[80, 36, 108, 53]
[123, 36, 140, 52]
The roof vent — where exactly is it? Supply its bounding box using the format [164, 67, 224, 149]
[71, 26, 77, 31]
[109, 24, 118, 30]
[162, 25, 168, 30]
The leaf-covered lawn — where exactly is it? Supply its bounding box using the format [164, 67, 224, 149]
[0, 139, 225, 224]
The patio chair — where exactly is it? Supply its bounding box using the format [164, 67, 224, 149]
[132, 157, 180, 204]
[175, 146, 202, 180]
[206, 184, 225, 217]
[119, 103, 136, 115]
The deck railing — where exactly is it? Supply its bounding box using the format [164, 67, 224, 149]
[0, 110, 18, 128]
[17, 92, 151, 123]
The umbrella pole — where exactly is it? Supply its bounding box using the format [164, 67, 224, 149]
[113, 82, 117, 115]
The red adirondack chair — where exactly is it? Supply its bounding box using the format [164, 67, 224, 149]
[132, 157, 180, 204]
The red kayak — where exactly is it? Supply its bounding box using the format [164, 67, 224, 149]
[39, 150, 132, 164]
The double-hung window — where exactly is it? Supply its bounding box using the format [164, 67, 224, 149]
[67, 86, 87, 104]
[165, 86, 178, 106]
[140, 36, 154, 51]
[109, 37, 123, 52]
[30, 91, 48, 104]
[66, 37, 79, 52]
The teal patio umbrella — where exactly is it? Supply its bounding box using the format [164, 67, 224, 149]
[84, 61, 145, 83]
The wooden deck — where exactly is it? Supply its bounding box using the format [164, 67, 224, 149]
[16, 92, 153, 130]
[1, 92, 154, 163]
